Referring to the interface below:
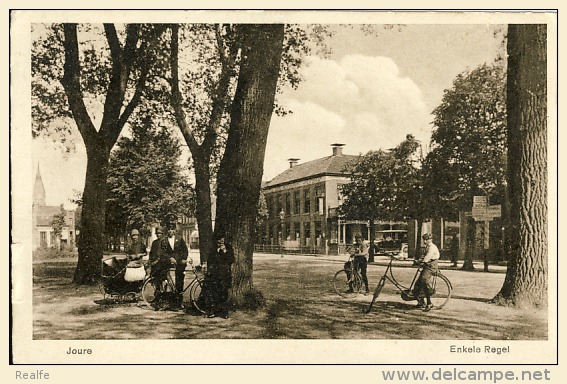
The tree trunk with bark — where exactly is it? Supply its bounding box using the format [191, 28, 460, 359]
[495, 24, 547, 307]
[60, 24, 162, 284]
[213, 24, 285, 306]
[74, 143, 110, 283]
[192, 159, 214, 265]
[461, 216, 476, 271]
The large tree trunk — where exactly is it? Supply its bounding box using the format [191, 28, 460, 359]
[213, 24, 285, 306]
[461, 216, 476, 271]
[74, 143, 110, 284]
[193, 159, 214, 265]
[495, 24, 547, 307]
[60, 24, 160, 284]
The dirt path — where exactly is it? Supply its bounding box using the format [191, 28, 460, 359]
[32, 254, 547, 340]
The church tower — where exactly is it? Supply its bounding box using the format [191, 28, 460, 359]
[33, 164, 46, 207]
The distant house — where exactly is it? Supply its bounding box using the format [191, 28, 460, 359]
[32, 166, 76, 250]
[259, 144, 408, 255]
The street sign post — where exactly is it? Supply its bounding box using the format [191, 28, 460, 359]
[472, 196, 501, 222]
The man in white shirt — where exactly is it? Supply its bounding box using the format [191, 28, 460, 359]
[414, 233, 440, 311]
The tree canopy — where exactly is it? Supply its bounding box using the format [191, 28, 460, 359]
[339, 134, 422, 223]
[106, 114, 195, 236]
[423, 63, 507, 218]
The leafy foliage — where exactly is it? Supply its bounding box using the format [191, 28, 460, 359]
[339, 135, 423, 222]
[50, 204, 67, 239]
[106, 114, 195, 236]
[424, 63, 507, 218]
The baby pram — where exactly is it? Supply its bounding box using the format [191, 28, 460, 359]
[99, 255, 147, 302]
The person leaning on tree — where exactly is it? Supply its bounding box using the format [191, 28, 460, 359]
[414, 233, 440, 312]
[205, 237, 235, 319]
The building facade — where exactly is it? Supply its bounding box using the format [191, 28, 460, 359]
[32, 166, 76, 250]
[259, 144, 407, 255]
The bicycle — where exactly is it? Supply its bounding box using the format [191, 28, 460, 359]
[365, 256, 452, 313]
[141, 258, 205, 313]
[333, 254, 364, 298]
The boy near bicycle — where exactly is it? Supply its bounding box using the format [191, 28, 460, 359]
[347, 234, 370, 295]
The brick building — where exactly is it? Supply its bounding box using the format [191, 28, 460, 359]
[259, 144, 408, 255]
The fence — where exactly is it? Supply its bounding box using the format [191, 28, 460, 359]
[254, 243, 351, 256]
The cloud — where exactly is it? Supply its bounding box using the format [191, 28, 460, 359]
[263, 54, 432, 180]
[264, 100, 346, 178]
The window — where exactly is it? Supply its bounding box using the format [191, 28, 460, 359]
[285, 193, 291, 215]
[303, 189, 311, 213]
[40, 231, 47, 248]
[277, 195, 283, 216]
[267, 196, 273, 218]
[293, 191, 300, 214]
[304, 222, 311, 245]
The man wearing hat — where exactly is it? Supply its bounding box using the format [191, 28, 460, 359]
[148, 226, 167, 280]
[414, 233, 440, 311]
[159, 222, 189, 307]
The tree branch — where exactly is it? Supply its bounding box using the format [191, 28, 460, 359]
[116, 25, 168, 133]
[60, 23, 99, 148]
[170, 24, 200, 154]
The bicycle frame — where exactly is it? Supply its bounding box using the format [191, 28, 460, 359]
[160, 262, 202, 294]
[365, 256, 452, 313]
[379, 256, 422, 294]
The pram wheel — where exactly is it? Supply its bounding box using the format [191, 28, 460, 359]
[124, 292, 138, 302]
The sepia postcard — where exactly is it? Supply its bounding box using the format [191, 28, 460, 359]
[7, 5, 559, 375]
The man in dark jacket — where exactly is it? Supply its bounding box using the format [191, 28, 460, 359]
[148, 226, 167, 280]
[160, 222, 189, 307]
[205, 237, 234, 319]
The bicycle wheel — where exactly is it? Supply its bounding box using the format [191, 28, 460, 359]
[189, 279, 206, 314]
[141, 278, 162, 306]
[333, 269, 362, 298]
[365, 276, 386, 313]
[429, 273, 452, 309]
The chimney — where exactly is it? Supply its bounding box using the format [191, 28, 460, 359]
[331, 143, 345, 156]
[288, 158, 300, 168]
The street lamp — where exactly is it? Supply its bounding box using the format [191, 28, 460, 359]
[279, 209, 285, 258]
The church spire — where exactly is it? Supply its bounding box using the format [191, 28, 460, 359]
[33, 164, 46, 206]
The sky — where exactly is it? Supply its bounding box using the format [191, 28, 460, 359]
[32, 24, 503, 209]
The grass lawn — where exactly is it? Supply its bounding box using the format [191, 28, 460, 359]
[31, 253, 547, 341]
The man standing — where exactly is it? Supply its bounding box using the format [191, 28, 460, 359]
[450, 234, 459, 267]
[148, 226, 166, 279]
[205, 237, 235, 319]
[414, 233, 440, 312]
[350, 234, 370, 295]
[160, 222, 189, 308]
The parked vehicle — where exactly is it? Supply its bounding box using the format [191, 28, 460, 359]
[374, 239, 403, 255]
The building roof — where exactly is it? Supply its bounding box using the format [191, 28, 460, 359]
[35, 205, 74, 227]
[33, 165, 46, 206]
[264, 153, 358, 189]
